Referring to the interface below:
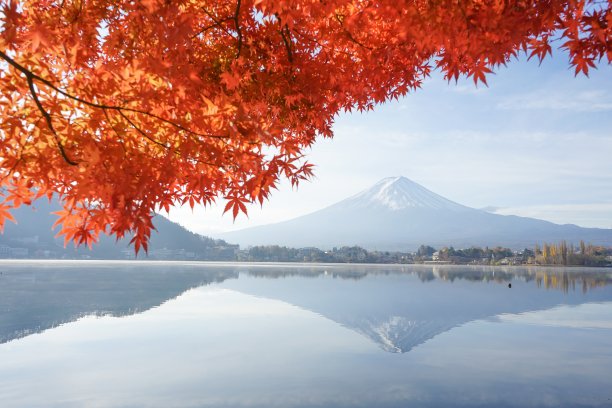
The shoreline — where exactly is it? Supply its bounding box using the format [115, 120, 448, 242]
[0, 258, 610, 270]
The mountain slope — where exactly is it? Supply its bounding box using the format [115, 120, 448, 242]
[0, 199, 237, 259]
[219, 176, 612, 250]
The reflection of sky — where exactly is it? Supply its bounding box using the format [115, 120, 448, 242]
[1, 275, 612, 407]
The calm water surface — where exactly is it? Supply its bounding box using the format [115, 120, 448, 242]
[1, 261, 612, 407]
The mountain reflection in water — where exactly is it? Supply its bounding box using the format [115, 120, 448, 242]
[222, 265, 612, 353]
[1, 261, 611, 352]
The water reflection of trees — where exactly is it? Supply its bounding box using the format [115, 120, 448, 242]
[241, 265, 612, 294]
[420, 267, 612, 294]
[533, 271, 612, 293]
[242, 265, 416, 281]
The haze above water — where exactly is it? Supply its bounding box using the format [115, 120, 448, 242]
[1, 261, 612, 408]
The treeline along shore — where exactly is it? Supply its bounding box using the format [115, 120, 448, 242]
[237, 241, 612, 267]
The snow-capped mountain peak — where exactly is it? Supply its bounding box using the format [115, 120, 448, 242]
[340, 176, 467, 211]
[218, 175, 612, 250]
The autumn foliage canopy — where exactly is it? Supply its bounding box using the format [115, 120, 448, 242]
[0, 0, 610, 252]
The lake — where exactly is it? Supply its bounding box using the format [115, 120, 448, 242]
[1, 261, 612, 407]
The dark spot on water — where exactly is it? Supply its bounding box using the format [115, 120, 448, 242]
[508, 283, 512, 288]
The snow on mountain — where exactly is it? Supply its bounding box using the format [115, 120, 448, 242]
[338, 176, 468, 211]
[218, 176, 612, 250]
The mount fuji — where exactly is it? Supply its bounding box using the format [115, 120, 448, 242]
[218, 176, 612, 250]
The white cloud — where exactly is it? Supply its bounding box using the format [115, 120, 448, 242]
[497, 89, 612, 111]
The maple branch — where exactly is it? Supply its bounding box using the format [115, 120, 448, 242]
[281, 28, 293, 63]
[0, 158, 23, 183]
[0, 51, 77, 165]
[234, 0, 243, 58]
[59, 0, 83, 23]
[276, 17, 293, 63]
[198, 4, 243, 58]
[333, 14, 373, 51]
[117, 110, 170, 150]
[115, 110, 221, 168]
[102, 109, 127, 154]
[191, 21, 228, 39]
[293, 29, 353, 60]
[201, 8, 233, 37]
[0, 50, 228, 141]
[26, 75, 78, 166]
[191, 16, 233, 40]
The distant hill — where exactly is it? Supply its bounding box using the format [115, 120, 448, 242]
[0, 263, 239, 344]
[218, 176, 612, 250]
[0, 199, 238, 260]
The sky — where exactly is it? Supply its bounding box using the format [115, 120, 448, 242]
[166, 51, 612, 236]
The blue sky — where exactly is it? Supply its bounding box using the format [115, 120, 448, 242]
[167, 52, 612, 235]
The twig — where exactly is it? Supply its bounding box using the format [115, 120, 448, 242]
[233, 0, 243, 58]
[276, 17, 293, 63]
[0, 50, 229, 141]
[334, 14, 373, 50]
[26, 75, 78, 165]
[117, 110, 170, 149]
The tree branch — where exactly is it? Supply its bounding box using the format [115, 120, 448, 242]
[115, 110, 221, 168]
[334, 13, 373, 51]
[201, 8, 233, 37]
[102, 109, 127, 154]
[233, 0, 243, 58]
[117, 110, 170, 150]
[0, 50, 229, 141]
[191, 17, 233, 40]
[276, 17, 293, 63]
[26, 75, 78, 165]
